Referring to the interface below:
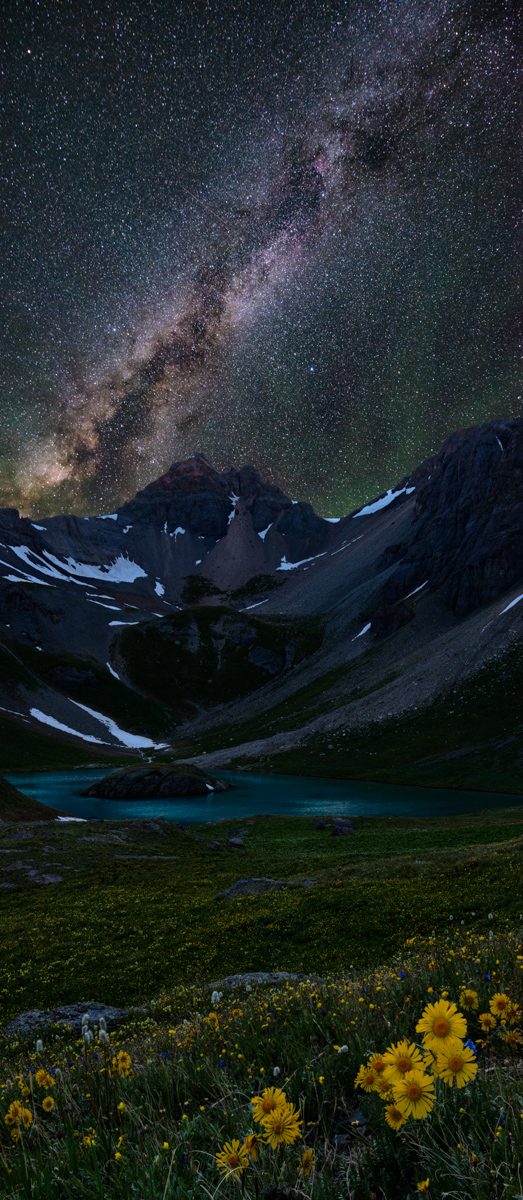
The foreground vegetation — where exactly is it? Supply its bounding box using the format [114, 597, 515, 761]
[1, 923, 523, 1198]
[1, 806, 523, 1195]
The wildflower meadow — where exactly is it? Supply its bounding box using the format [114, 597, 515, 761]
[1, 809, 523, 1196]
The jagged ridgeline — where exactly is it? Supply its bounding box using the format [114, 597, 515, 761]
[2, 422, 523, 783]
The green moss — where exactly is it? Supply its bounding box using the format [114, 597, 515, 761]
[113, 607, 323, 714]
[230, 574, 285, 600]
[180, 574, 221, 604]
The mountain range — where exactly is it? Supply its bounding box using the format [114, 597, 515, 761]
[2, 420, 523, 793]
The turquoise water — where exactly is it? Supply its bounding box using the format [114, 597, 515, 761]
[6, 769, 523, 824]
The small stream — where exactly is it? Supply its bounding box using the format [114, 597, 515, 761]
[6, 769, 523, 824]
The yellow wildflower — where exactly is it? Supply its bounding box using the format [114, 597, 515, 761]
[374, 1075, 394, 1099]
[251, 1087, 286, 1123]
[393, 1069, 436, 1120]
[416, 999, 466, 1055]
[384, 1104, 406, 1131]
[243, 1133, 258, 1161]
[489, 993, 510, 1018]
[383, 1041, 423, 1085]
[42, 1097, 55, 1113]
[354, 1064, 378, 1092]
[479, 1012, 496, 1032]
[299, 1148, 315, 1176]
[502, 1028, 523, 1049]
[262, 1101, 302, 1148]
[436, 1042, 478, 1088]
[368, 1053, 386, 1075]
[459, 989, 478, 1011]
[216, 1139, 249, 1177]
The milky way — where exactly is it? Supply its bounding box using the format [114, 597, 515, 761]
[2, 0, 521, 517]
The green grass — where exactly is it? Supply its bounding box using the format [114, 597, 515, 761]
[0, 713, 126, 773]
[114, 607, 323, 715]
[1, 807, 523, 1022]
[12, 646, 176, 743]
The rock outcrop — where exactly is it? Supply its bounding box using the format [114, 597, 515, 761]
[378, 421, 523, 618]
[81, 764, 231, 799]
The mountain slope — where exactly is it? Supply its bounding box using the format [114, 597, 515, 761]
[2, 421, 523, 787]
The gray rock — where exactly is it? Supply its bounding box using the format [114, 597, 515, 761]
[209, 970, 303, 991]
[217, 877, 288, 899]
[0, 882, 16, 889]
[4, 1001, 125, 1036]
[80, 834, 128, 844]
[81, 767, 231, 800]
[228, 837, 244, 848]
[332, 817, 354, 836]
[29, 873, 64, 884]
[145, 820, 168, 835]
[206, 841, 222, 850]
[314, 820, 326, 830]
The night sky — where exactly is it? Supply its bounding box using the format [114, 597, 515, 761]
[2, 0, 521, 518]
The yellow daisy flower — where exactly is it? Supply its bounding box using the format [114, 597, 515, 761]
[382, 1041, 423, 1085]
[384, 1104, 406, 1131]
[459, 988, 478, 1011]
[251, 1087, 287, 1123]
[417, 1180, 430, 1195]
[506, 1001, 521, 1026]
[299, 1148, 315, 1177]
[393, 1069, 436, 1120]
[42, 1097, 55, 1112]
[262, 1102, 302, 1148]
[216, 1139, 249, 1177]
[479, 1012, 496, 1032]
[375, 1076, 394, 1099]
[243, 1133, 258, 1162]
[368, 1053, 387, 1075]
[416, 999, 466, 1054]
[502, 1028, 523, 1049]
[489, 993, 510, 1018]
[354, 1064, 378, 1092]
[436, 1043, 478, 1088]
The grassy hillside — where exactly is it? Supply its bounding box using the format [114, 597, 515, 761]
[180, 636, 523, 794]
[0, 773, 66, 821]
[113, 607, 323, 715]
[1, 805, 523, 1022]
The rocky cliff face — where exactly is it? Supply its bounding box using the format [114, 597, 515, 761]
[380, 421, 523, 618]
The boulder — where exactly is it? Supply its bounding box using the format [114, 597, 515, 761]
[81, 765, 231, 799]
[5, 1001, 126, 1037]
[332, 817, 354, 837]
[216, 877, 288, 899]
[209, 970, 303, 990]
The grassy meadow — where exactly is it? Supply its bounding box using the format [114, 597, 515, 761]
[0, 806, 523, 1195]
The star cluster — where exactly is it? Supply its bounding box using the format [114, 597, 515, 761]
[2, 0, 521, 517]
